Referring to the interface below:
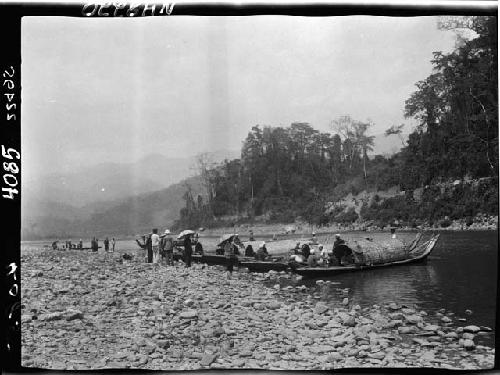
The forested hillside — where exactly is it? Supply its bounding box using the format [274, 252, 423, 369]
[174, 16, 498, 230]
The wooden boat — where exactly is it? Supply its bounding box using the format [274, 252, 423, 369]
[289, 234, 440, 278]
[173, 252, 288, 272]
[238, 259, 289, 272]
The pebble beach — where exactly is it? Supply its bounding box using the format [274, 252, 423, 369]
[21, 249, 495, 370]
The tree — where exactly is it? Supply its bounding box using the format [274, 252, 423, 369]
[385, 124, 406, 147]
[403, 16, 497, 183]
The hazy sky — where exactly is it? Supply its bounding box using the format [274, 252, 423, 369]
[22, 16, 457, 175]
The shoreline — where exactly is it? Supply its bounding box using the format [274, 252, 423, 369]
[20, 215, 498, 242]
[21, 249, 495, 370]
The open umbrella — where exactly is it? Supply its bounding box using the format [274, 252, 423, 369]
[218, 233, 237, 247]
[177, 229, 195, 240]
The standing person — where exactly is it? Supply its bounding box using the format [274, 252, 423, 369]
[161, 230, 174, 266]
[91, 237, 98, 252]
[104, 237, 110, 252]
[224, 238, 237, 274]
[249, 230, 255, 241]
[78, 239, 83, 250]
[183, 234, 193, 268]
[151, 229, 160, 264]
[111, 238, 116, 252]
[146, 233, 153, 263]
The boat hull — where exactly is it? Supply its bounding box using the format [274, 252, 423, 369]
[239, 260, 289, 272]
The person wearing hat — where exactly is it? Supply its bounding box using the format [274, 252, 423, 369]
[333, 234, 345, 248]
[310, 232, 318, 245]
[160, 229, 174, 266]
[332, 234, 346, 266]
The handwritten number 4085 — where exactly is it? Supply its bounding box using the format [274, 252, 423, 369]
[4, 66, 16, 121]
[2, 146, 19, 200]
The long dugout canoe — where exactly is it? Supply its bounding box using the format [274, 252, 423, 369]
[290, 234, 440, 278]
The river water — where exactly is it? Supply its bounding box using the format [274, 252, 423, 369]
[22, 230, 497, 346]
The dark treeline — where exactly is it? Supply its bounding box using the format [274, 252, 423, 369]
[175, 16, 498, 230]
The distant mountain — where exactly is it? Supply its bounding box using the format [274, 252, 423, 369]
[80, 175, 205, 238]
[21, 149, 238, 239]
[22, 149, 239, 208]
[21, 174, 207, 240]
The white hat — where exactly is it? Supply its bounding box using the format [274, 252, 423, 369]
[164, 229, 170, 234]
[335, 234, 341, 237]
[310, 249, 315, 254]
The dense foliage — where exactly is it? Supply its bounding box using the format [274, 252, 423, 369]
[176, 17, 498, 229]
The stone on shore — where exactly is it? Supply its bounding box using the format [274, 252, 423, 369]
[463, 325, 480, 333]
[20, 248, 495, 371]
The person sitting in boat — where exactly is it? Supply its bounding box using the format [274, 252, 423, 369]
[255, 242, 268, 261]
[301, 243, 311, 260]
[51, 240, 59, 250]
[193, 235, 204, 255]
[261, 242, 269, 256]
[216, 244, 224, 255]
[333, 234, 345, 248]
[307, 249, 318, 267]
[245, 244, 255, 257]
[319, 244, 331, 266]
[292, 242, 301, 254]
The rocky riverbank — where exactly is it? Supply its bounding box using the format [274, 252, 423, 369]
[21, 249, 494, 370]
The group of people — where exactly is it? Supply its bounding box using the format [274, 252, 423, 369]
[289, 234, 351, 267]
[51, 237, 116, 252]
[142, 229, 203, 267]
[90, 237, 116, 252]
